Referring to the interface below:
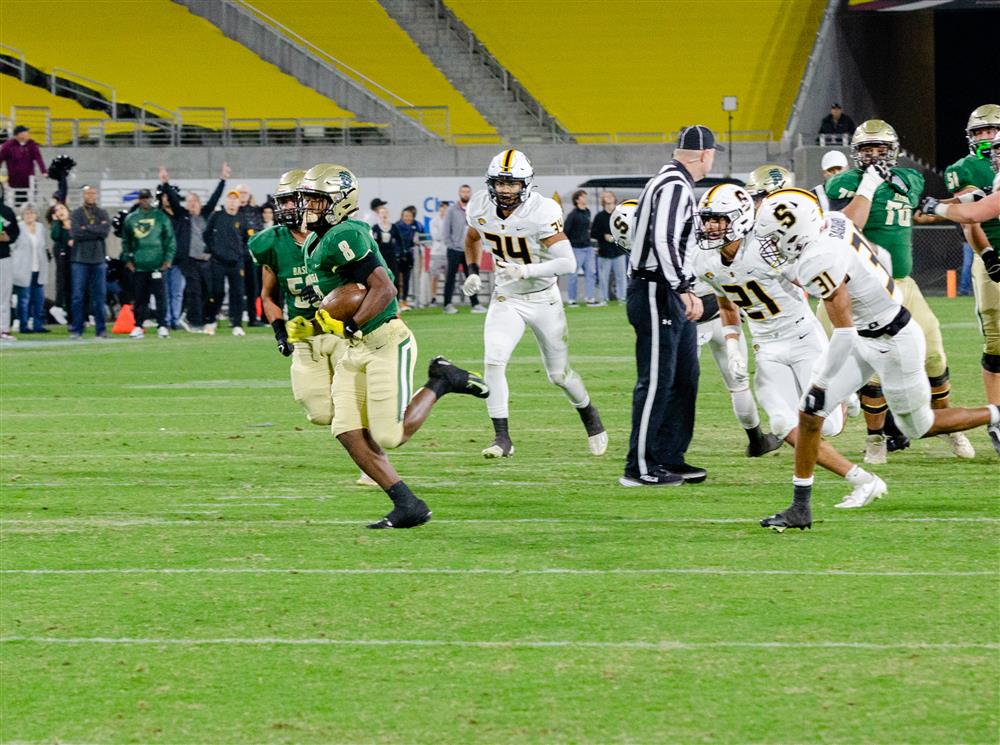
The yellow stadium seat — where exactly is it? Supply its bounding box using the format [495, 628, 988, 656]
[248, 0, 495, 139]
[0, 0, 357, 123]
[446, 0, 825, 139]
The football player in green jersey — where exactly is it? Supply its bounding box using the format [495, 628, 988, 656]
[826, 119, 975, 461]
[300, 164, 489, 529]
[923, 114, 1000, 454]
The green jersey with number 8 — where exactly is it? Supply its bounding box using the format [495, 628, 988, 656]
[826, 166, 924, 279]
[248, 225, 327, 321]
[944, 154, 1000, 247]
[305, 218, 398, 334]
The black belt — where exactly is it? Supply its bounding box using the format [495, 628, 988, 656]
[857, 306, 911, 338]
[631, 268, 671, 285]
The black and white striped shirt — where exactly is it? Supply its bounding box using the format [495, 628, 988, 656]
[629, 160, 697, 292]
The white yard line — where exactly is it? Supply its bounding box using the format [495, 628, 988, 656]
[1, 636, 995, 651]
[1, 567, 994, 577]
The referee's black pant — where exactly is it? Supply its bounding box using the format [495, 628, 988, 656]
[625, 277, 699, 476]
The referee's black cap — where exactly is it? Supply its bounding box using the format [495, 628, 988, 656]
[676, 125, 725, 152]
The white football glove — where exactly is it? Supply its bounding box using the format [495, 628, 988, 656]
[462, 273, 482, 297]
[857, 163, 889, 201]
[495, 259, 529, 282]
[725, 337, 749, 386]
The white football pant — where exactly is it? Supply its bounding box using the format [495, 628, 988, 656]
[697, 317, 759, 430]
[484, 285, 589, 419]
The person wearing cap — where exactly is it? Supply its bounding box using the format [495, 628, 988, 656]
[0, 126, 47, 203]
[69, 186, 110, 339]
[122, 188, 175, 339]
[819, 104, 855, 144]
[361, 197, 387, 227]
[813, 150, 850, 213]
[203, 187, 252, 336]
[621, 124, 721, 487]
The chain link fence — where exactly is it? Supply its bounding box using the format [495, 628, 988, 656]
[912, 225, 967, 296]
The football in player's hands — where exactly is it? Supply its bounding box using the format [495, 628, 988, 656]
[320, 283, 367, 322]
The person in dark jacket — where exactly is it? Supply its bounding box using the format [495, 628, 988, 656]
[564, 190, 595, 306]
[0, 189, 21, 339]
[591, 191, 628, 305]
[236, 184, 264, 326]
[372, 204, 403, 296]
[819, 103, 856, 142]
[69, 186, 110, 338]
[0, 126, 47, 202]
[203, 188, 251, 336]
[394, 205, 420, 309]
[48, 202, 73, 321]
[122, 189, 176, 338]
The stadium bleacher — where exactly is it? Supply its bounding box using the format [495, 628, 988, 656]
[445, 0, 826, 139]
[247, 0, 495, 138]
[0, 0, 357, 123]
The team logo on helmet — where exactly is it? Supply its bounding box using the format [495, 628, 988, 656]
[745, 165, 794, 202]
[695, 184, 756, 251]
[754, 188, 824, 268]
[297, 163, 359, 231]
[609, 199, 638, 250]
[486, 149, 534, 209]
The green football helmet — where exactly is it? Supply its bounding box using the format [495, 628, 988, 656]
[744, 165, 794, 202]
[966, 104, 1000, 157]
[273, 169, 305, 228]
[298, 163, 360, 230]
[851, 119, 899, 168]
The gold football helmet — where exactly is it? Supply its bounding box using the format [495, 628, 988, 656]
[273, 169, 305, 228]
[990, 132, 1000, 176]
[851, 119, 899, 168]
[744, 165, 794, 202]
[298, 163, 360, 230]
[966, 104, 1000, 156]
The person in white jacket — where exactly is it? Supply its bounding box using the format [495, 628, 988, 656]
[11, 203, 50, 333]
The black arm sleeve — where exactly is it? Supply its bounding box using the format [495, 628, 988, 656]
[340, 252, 383, 285]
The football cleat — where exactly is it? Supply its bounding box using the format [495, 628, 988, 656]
[863, 434, 887, 465]
[835, 474, 887, 509]
[938, 432, 975, 459]
[577, 403, 607, 456]
[660, 462, 707, 483]
[618, 469, 683, 487]
[588, 431, 608, 456]
[760, 502, 812, 531]
[427, 356, 489, 398]
[988, 424, 1000, 456]
[747, 432, 783, 458]
[129, 327, 144, 338]
[367, 498, 432, 529]
[482, 438, 515, 458]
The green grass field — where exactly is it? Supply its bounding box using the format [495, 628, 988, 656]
[1, 297, 997, 744]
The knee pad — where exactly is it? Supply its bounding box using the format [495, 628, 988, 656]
[859, 382, 883, 400]
[305, 410, 332, 426]
[547, 367, 578, 389]
[982, 353, 1000, 374]
[769, 410, 797, 441]
[821, 406, 845, 438]
[924, 352, 948, 381]
[894, 406, 935, 440]
[371, 427, 404, 451]
[928, 367, 951, 402]
[296, 394, 333, 426]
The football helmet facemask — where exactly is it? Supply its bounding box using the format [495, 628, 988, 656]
[273, 169, 305, 228]
[990, 132, 1000, 175]
[297, 164, 359, 231]
[966, 104, 1000, 157]
[744, 165, 795, 203]
[851, 119, 900, 168]
[486, 149, 534, 209]
[695, 184, 756, 251]
[755, 189, 824, 268]
[609, 199, 638, 250]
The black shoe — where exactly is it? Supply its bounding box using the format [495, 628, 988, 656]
[886, 433, 910, 452]
[747, 432, 783, 458]
[618, 470, 683, 487]
[35, 327, 51, 333]
[760, 502, 812, 532]
[427, 356, 489, 398]
[367, 498, 432, 529]
[660, 463, 707, 483]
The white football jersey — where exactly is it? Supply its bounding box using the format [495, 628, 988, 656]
[466, 190, 565, 294]
[792, 211, 902, 332]
[693, 239, 814, 340]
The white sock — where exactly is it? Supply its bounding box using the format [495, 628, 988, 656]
[844, 465, 873, 486]
[485, 363, 509, 419]
[989, 404, 1000, 426]
[731, 387, 760, 429]
[793, 475, 814, 487]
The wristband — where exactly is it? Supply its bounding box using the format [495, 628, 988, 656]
[272, 319, 288, 341]
[468, 263, 479, 276]
[344, 318, 360, 338]
[933, 203, 950, 218]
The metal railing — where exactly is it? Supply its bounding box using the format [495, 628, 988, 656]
[0, 43, 27, 81]
[50, 67, 117, 118]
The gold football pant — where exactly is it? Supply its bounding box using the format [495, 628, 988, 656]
[973, 254, 1000, 360]
[895, 276, 947, 379]
[331, 319, 417, 449]
[290, 333, 346, 426]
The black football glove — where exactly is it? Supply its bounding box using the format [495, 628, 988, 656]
[299, 284, 321, 305]
[272, 319, 294, 357]
[981, 248, 1000, 283]
[870, 159, 892, 182]
[802, 386, 826, 416]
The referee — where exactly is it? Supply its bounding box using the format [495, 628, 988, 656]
[621, 125, 721, 487]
